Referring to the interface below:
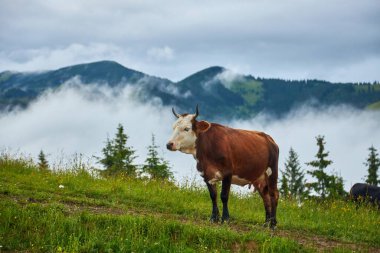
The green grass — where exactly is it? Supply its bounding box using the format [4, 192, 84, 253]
[366, 101, 380, 110]
[230, 80, 263, 106]
[1, 155, 379, 252]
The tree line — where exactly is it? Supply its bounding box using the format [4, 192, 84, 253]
[37, 126, 380, 199]
[280, 135, 380, 200]
[37, 123, 173, 181]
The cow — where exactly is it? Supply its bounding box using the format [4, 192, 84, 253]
[166, 105, 280, 229]
[349, 183, 380, 208]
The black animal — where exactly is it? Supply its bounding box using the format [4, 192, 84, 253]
[349, 183, 380, 207]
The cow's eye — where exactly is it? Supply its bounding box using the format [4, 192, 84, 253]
[184, 127, 190, 132]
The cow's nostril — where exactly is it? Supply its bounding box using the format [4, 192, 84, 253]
[166, 142, 173, 150]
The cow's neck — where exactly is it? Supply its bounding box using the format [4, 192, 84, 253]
[180, 147, 196, 157]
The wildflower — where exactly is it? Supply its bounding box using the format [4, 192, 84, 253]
[59, 184, 65, 189]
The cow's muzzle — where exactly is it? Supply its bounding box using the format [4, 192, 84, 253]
[166, 142, 175, 151]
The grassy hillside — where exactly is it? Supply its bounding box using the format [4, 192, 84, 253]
[1, 155, 379, 252]
[366, 101, 380, 110]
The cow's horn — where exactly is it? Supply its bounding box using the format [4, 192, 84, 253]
[172, 107, 180, 118]
[194, 104, 199, 119]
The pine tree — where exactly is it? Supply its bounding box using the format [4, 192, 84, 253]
[99, 137, 114, 170]
[112, 124, 137, 176]
[326, 173, 346, 198]
[306, 135, 345, 198]
[283, 147, 308, 199]
[365, 145, 380, 186]
[37, 150, 49, 172]
[279, 172, 290, 198]
[143, 134, 173, 180]
[306, 136, 332, 198]
[98, 124, 137, 177]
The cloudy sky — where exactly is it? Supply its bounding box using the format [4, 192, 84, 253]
[1, 0, 379, 82]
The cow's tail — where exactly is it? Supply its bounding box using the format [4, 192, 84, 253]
[267, 135, 280, 227]
[267, 135, 279, 184]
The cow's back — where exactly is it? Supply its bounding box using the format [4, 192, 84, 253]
[196, 123, 278, 181]
[350, 183, 380, 204]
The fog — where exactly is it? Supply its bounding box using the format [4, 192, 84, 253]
[1, 83, 379, 191]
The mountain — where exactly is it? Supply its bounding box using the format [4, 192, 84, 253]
[1, 60, 380, 119]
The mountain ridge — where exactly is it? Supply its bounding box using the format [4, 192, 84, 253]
[1, 60, 379, 119]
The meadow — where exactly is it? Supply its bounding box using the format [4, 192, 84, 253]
[0, 154, 379, 252]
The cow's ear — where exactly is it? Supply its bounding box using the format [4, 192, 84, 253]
[196, 121, 211, 133]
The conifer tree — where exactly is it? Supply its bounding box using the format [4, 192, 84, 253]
[306, 136, 332, 198]
[365, 145, 380, 186]
[37, 150, 49, 172]
[279, 172, 290, 198]
[283, 147, 308, 199]
[326, 173, 346, 198]
[306, 135, 345, 198]
[100, 137, 114, 170]
[98, 124, 137, 177]
[113, 124, 137, 176]
[143, 134, 173, 180]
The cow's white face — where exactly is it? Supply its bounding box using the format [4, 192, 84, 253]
[167, 114, 197, 155]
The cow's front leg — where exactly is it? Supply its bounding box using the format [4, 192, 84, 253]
[221, 176, 232, 223]
[205, 181, 220, 222]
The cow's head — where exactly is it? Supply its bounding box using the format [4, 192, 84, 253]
[166, 105, 210, 155]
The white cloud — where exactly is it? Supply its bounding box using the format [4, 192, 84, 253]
[147, 46, 174, 62]
[214, 70, 244, 88]
[0, 43, 130, 72]
[0, 82, 196, 181]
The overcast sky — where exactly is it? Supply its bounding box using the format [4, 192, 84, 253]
[1, 0, 379, 82]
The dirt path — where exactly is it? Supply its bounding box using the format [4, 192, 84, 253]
[73, 202, 380, 252]
[5, 195, 380, 252]
[270, 227, 378, 252]
[50, 200, 380, 252]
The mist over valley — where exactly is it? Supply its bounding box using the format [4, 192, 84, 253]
[1, 62, 379, 191]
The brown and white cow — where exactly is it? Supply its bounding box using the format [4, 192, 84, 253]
[167, 105, 280, 229]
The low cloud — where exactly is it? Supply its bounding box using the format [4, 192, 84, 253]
[215, 69, 245, 89]
[147, 46, 175, 62]
[0, 82, 196, 180]
[0, 84, 379, 191]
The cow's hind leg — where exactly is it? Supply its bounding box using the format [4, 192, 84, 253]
[268, 179, 279, 229]
[268, 160, 279, 229]
[221, 176, 232, 223]
[205, 181, 220, 222]
[254, 180, 272, 228]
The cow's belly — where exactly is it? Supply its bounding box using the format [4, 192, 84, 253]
[207, 171, 251, 186]
[206, 168, 272, 186]
[231, 175, 251, 186]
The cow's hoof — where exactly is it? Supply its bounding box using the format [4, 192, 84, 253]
[209, 216, 220, 223]
[221, 216, 230, 224]
[270, 219, 277, 230]
[262, 220, 270, 228]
